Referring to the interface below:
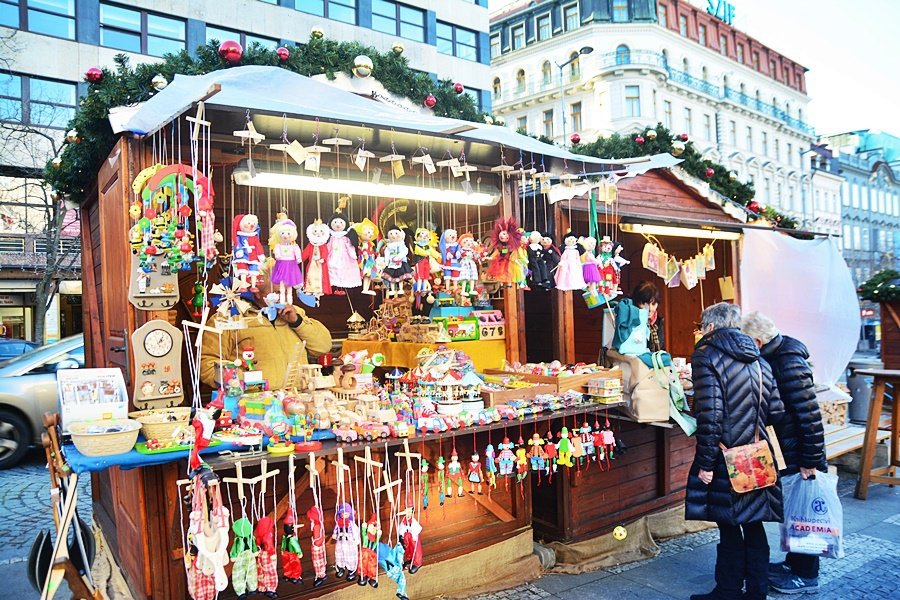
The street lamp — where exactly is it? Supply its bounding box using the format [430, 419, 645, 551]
[557, 45, 593, 146]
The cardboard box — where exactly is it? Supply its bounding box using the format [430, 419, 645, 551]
[484, 368, 621, 393]
[480, 383, 555, 407]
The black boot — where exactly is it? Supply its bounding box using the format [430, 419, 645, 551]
[744, 546, 770, 600]
[335, 566, 345, 578]
[357, 576, 368, 586]
[690, 544, 745, 600]
[408, 564, 420, 574]
[346, 570, 357, 582]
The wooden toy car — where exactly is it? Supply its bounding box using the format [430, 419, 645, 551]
[332, 425, 359, 443]
[390, 421, 412, 438]
[353, 421, 390, 441]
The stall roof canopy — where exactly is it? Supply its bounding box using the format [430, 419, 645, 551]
[117, 66, 673, 172]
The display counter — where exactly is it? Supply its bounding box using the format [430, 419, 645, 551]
[341, 339, 507, 371]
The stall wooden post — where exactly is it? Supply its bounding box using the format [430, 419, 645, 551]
[552, 204, 575, 363]
[500, 176, 526, 363]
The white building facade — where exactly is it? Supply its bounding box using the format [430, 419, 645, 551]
[489, 0, 828, 225]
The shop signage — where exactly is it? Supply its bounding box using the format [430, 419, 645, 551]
[0, 294, 22, 306]
[707, 0, 735, 25]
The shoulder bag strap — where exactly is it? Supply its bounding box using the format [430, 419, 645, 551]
[753, 362, 763, 443]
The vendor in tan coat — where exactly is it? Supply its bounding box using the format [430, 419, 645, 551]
[199, 287, 333, 389]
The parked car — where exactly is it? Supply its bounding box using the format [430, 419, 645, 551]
[0, 335, 84, 469]
[0, 339, 40, 360]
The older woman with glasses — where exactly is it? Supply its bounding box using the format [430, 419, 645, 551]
[686, 302, 784, 600]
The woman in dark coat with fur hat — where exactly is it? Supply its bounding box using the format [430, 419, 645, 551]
[686, 302, 784, 600]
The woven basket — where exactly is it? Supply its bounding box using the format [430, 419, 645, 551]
[69, 419, 141, 456]
[129, 407, 192, 441]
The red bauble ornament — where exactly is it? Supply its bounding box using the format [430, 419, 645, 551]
[635, 135, 645, 145]
[570, 133, 581, 145]
[424, 94, 437, 109]
[218, 40, 244, 64]
[276, 46, 290, 62]
[680, 133, 689, 141]
[453, 82, 464, 94]
[85, 67, 103, 83]
[705, 167, 715, 178]
[747, 200, 760, 213]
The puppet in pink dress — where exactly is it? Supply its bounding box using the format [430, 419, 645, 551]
[554, 235, 587, 291]
[579, 236, 601, 297]
[268, 214, 304, 305]
[327, 210, 362, 293]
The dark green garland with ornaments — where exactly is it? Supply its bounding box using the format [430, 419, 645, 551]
[569, 124, 799, 230]
[859, 269, 900, 303]
[44, 32, 487, 204]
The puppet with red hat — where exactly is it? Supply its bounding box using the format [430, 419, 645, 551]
[359, 513, 381, 587]
[307, 505, 328, 587]
[280, 509, 303, 584]
[254, 516, 278, 597]
[232, 214, 266, 292]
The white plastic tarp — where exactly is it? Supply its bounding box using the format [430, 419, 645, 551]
[739, 229, 860, 386]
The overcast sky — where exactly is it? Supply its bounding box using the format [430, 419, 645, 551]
[488, 0, 900, 137]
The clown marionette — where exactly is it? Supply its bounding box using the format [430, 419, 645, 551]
[485, 217, 525, 287]
[497, 437, 515, 476]
[301, 220, 332, 297]
[280, 510, 303, 584]
[254, 516, 278, 597]
[484, 444, 498, 492]
[359, 514, 381, 587]
[447, 450, 464, 498]
[543, 434, 558, 473]
[467, 452, 484, 495]
[398, 508, 424, 573]
[333, 502, 360, 581]
[528, 433, 547, 472]
[556, 427, 575, 468]
[580, 422, 595, 462]
[307, 506, 328, 587]
[353, 218, 381, 296]
[232, 214, 266, 292]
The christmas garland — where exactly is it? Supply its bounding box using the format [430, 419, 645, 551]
[570, 124, 799, 230]
[859, 269, 900, 303]
[44, 36, 486, 204]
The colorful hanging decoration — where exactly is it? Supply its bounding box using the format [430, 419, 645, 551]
[485, 217, 525, 287]
[641, 240, 716, 290]
[209, 277, 254, 319]
[268, 212, 304, 305]
[353, 218, 381, 296]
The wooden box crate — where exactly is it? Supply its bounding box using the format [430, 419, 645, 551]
[483, 368, 621, 394]
[480, 383, 555, 407]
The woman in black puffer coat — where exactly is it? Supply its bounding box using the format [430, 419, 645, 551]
[686, 303, 784, 600]
[742, 311, 826, 595]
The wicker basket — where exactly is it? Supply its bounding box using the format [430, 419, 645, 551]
[129, 407, 192, 441]
[68, 419, 142, 456]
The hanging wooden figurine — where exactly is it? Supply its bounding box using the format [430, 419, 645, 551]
[327, 201, 363, 293]
[435, 456, 447, 506]
[497, 437, 515, 477]
[399, 508, 424, 574]
[515, 446, 528, 485]
[359, 513, 381, 587]
[598, 236, 622, 299]
[556, 427, 575, 468]
[543, 428, 558, 478]
[410, 228, 441, 308]
[446, 449, 464, 498]
[456, 233, 482, 298]
[528, 433, 548, 474]
[254, 516, 278, 598]
[467, 451, 484, 495]
[420, 458, 430, 510]
[484, 443, 498, 494]
[438, 229, 461, 292]
[353, 218, 381, 295]
[268, 213, 304, 305]
[579, 236, 602, 299]
[232, 214, 266, 292]
[281, 510, 303, 584]
[580, 421, 596, 465]
[381, 226, 413, 298]
[333, 503, 360, 581]
[555, 234, 587, 291]
[485, 217, 525, 287]
[302, 220, 332, 298]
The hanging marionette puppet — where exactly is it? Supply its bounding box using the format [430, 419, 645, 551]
[188, 406, 218, 478]
[485, 217, 525, 288]
[484, 443, 498, 495]
[515, 226, 531, 290]
[352, 218, 381, 295]
[580, 420, 596, 466]
[301, 220, 332, 298]
[467, 451, 484, 495]
[555, 234, 587, 291]
[376, 458, 408, 600]
[540, 233, 561, 288]
[254, 514, 278, 598]
[526, 231, 549, 290]
[381, 226, 413, 298]
[435, 456, 447, 506]
[281, 509, 303, 584]
[327, 200, 363, 294]
[183, 474, 230, 600]
[447, 448, 464, 498]
[331, 449, 360, 582]
[396, 440, 424, 574]
[457, 233, 482, 298]
[438, 229, 462, 293]
[228, 494, 258, 598]
[420, 458, 430, 510]
[497, 436, 516, 479]
[528, 432, 548, 477]
[579, 236, 602, 299]
[556, 426, 575, 468]
[232, 214, 266, 292]
[410, 228, 441, 309]
[268, 213, 304, 305]
[598, 236, 622, 299]
[543, 426, 558, 479]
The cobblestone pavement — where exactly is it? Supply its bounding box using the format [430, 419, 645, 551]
[0, 448, 92, 565]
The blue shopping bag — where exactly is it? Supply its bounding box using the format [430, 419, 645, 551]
[780, 471, 844, 559]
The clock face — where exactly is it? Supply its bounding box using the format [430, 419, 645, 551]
[144, 329, 174, 357]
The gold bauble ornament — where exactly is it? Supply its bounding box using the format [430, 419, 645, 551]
[728, 171, 738, 182]
[392, 41, 405, 55]
[352, 55, 373, 78]
[65, 129, 79, 144]
[151, 74, 168, 91]
[310, 26, 324, 39]
[646, 129, 657, 140]
[483, 115, 494, 125]
[671, 141, 685, 157]
[51, 157, 62, 168]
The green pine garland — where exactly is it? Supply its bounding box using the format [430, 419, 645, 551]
[570, 124, 799, 230]
[44, 38, 486, 204]
[859, 269, 900, 303]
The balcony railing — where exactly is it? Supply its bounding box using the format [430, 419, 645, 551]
[0, 234, 82, 269]
[666, 68, 722, 98]
[722, 88, 815, 135]
[595, 49, 669, 71]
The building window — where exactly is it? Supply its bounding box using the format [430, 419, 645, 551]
[682, 57, 689, 74]
[100, 3, 186, 57]
[517, 116, 527, 133]
[542, 61, 552, 86]
[703, 113, 711, 140]
[625, 85, 641, 117]
[615, 44, 630, 65]
[206, 25, 278, 50]
[536, 13, 551, 41]
[570, 101, 582, 131]
[569, 52, 581, 79]
[663, 100, 672, 128]
[657, 3, 667, 26]
[297, 0, 357, 24]
[511, 24, 524, 50]
[728, 120, 736, 145]
[563, 3, 579, 31]
[769, 60, 777, 78]
[543, 109, 554, 139]
[786, 69, 792, 87]
[786, 142, 792, 165]
[611, 0, 629, 22]
[761, 131, 768, 156]
[492, 77, 501, 100]
[736, 44, 744, 64]
[842, 182, 849, 207]
[372, 0, 425, 42]
[862, 187, 869, 210]
[516, 69, 525, 93]
[0, 73, 77, 129]
[851, 183, 859, 208]
[752, 51, 760, 70]
[698, 24, 707, 45]
[490, 34, 500, 58]
[678, 14, 687, 36]
[745, 125, 753, 151]
[437, 22, 478, 61]
[7, 0, 77, 39]
[683, 107, 692, 135]
[774, 138, 780, 162]
[719, 34, 728, 56]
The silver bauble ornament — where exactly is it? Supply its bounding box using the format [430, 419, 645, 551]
[151, 74, 168, 91]
[353, 55, 373, 78]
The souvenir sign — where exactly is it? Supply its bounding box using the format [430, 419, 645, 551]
[128, 255, 179, 310]
[57, 368, 129, 434]
[131, 320, 185, 408]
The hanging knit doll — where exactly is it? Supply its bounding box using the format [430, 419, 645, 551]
[229, 517, 258, 599]
[307, 506, 328, 587]
[333, 503, 360, 582]
[327, 206, 363, 292]
[280, 510, 303, 584]
[554, 235, 587, 291]
[301, 220, 332, 297]
[268, 213, 304, 305]
[359, 514, 381, 587]
[232, 214, 266, 292]
[457, 233, 481, 297]
[439, 229, 462, 291]
[579, 236, 602, 297]
[381, 226, 413, 298]
[398, 509, 424, 573]
[254, 516, 278, 597]
[353, 218, 381, 295]
[485, 217, 525, 287]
